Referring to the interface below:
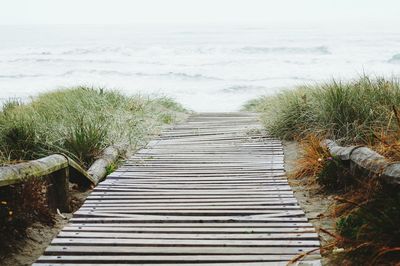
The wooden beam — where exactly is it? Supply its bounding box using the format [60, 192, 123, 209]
[88, 145, 126, 185]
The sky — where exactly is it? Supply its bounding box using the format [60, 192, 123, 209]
[0, 0, 399, 25]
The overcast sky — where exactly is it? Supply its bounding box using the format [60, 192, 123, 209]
[0, 0, 399, 25]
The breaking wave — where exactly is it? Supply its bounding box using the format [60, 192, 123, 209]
[221, 85, 266, 93]
[0, 74, 44, 79]
[238, 46, 330, 55]
[60, 70, 222, 81]
[61, 47, 131, 55]
[7, 58, 116, 63]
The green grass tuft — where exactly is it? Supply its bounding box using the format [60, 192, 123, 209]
[0, 87, 187, 166]
[244, 76, 400, 144]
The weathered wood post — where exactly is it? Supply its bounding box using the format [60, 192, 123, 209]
[50, 167, 71, 213]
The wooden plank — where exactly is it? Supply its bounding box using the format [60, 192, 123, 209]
[35, 254, 321, 263]
[95, 185, 290, 190]
[79, 206, 301, 211]
[111, 174, 287, 178]
[66, 222, 315, 228]
[89, 191, 294, 196]
[57, 231, 319, 240]
[63, 226, 315, 233]
[83, 200, 299, 206]
[75, 210, 304, 216]
[50, 238, 320, 247]
[72, 212, 307, 220]
[34, 262, 319, 266]
[43, 245, 318, 255]
[104, 180, 289, 184]
[85, 196, 295, 200]
[92, 187, 293, 192]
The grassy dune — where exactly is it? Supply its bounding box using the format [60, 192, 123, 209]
[246, 76, 400, 265]
[0, 87, 187, 167]
[245, 76, 400, 145]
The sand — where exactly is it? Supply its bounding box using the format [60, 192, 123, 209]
[1, 186, 91, 266]
[283, 141, 336, 265]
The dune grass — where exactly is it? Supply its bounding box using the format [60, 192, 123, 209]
[245, 76, 400, 264]
[0, 87, 187, 167]
[245, 76, 400, 145]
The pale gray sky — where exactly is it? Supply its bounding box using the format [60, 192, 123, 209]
[0, 0, 399, 25]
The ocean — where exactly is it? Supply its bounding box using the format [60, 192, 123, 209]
[0, 23, 399, 111]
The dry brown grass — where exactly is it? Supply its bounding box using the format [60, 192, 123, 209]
[332, 181, 400, 265]
[372, 133, 400, 162]
[333, 177, 381, 218]
[290, 134, 330, 180]
[368, 106, 400, 162]
[288, 132, 400, 265]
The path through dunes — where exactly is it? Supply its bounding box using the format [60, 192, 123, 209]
[35, 112, 321, 265]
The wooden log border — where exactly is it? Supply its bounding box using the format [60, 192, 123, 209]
[0, 154, 96, 212]
[322, 139, 400, 186]
[0, 145, 126, 212]
[88, 145, 127, 185]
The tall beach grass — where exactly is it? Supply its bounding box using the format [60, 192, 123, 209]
[245, 76, 400, 264]
[0, 87, 187, 167]
[245, 76, 400, 145]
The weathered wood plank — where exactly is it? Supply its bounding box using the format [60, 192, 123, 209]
[34, 262, 318, 266]
[57, 231, 319, 240]
[72, 211, 307, 220]
[50, 238, 320, 247]
[35, 254, 321, 263]
[66, 222, 314, 228]
[43, 245, 318, 255]
[83, 200, 298, 206]
[63, 226, 315, 233]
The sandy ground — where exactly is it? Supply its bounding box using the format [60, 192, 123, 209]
[283, 141, 336, 265]
[1, 215, 70, 266]
[1, 187, 91, 266]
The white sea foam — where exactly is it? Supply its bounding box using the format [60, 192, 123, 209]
[389, 54, 400, 63]
[238, 46, 330, 55]
[0, 24, 399, 111]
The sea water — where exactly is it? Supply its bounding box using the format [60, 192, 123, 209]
[0, 23, 399, 111]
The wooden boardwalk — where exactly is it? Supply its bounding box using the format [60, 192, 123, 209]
[35, 112, 321, 266]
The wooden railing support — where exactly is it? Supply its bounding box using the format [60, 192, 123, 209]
[49, 167, 71, 212]
[0, 154, 95, 213]
[0, 145, 125, 212]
